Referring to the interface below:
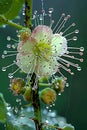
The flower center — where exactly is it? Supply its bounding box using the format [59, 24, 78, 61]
[34, 42, 52, 61]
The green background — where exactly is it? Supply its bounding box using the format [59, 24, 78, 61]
[0, 0, 87, 129]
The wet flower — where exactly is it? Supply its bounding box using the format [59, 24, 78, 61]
[40, 88, 56, 105]
[10, 78, 25, 95]
[2, 3, 84, 80]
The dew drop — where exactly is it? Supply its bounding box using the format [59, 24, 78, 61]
[3, 50, 7, 54]
[8, 73, 13, 78]
[49, 109, 52, 112]
[2, 55, 5, 59]
[80, 47, 84, 52]
[48, 8, 54, 13]
[58, 93, 61, 95]
[72, 23, 76, 26]
[73, 36, 77, 41]
[2, 67, 6, 72]
[80, 58, 83, 62]
[77, 66, 81, 71]
[7, 36, 11, 41]
[75, 29, 79, 33]
[66, 83, 69, 87]
[7, 44, 11, 48]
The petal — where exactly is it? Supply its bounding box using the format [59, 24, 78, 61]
[31, 25, 53, 44]
[16, 53, 36, 74]
[51, 34, 67, 57]
[35, 57, 58, 76]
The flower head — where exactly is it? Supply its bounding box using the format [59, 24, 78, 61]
[16, 25, 68, 77]
[2, 5, 84, 81]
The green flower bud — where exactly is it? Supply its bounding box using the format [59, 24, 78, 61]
[40, 88, 56, 105]
[19, 28, 31, 42]
[23, 87, 32, 102]
[10, 78, 25, 95]
[52, 77, 66, 94]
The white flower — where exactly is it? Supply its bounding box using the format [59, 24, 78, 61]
[16, 25, 68, 77]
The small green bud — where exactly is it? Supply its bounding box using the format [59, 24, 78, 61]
[40, 88, 56, 105]
[23, 87, 32, 102]
[38, 76, 50, 83]
[19, 28, 31, 42]
[52, 77, 66, 94]
[10, 78, 25, 95]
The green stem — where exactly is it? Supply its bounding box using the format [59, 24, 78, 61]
[24, 0, 33, 29]
[38, 83, 51, 87]
[0, 15, 23, 29]
[30, 73, 43, 130]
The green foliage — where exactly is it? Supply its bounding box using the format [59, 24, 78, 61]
[0, 0, 13, 14]
[0, 93, 7, 123]
[0, 0, 24, 25]
[63, 125, 75, 130]
[5, 0, 24, 19]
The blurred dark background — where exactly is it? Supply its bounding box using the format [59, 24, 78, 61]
[0, 0, 87, 129]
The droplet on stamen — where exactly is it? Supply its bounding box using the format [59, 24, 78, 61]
[2, 67, 6, 72]
[7, 36, 11, 41]
[8, 73, 13, 79]
[77, 66, 81, 71]
[80, 47, 84, 52]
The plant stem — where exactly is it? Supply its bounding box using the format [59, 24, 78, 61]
[0, 15, 23, 29]
[30, 73, 43, 130]
[24, 1, 43, 129]
[24, 0, 32, 29]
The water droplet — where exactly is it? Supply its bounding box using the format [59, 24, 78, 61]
[73, 36, 77, 41]
[49, 109, 52, 112]
[8, 73, 13, 78]
[39, 14, 43, 21]
[72, 23, 76, 26]
[7, 36, 11, 41]
[58, 93, 61, 95]
[50, 104, 53, 107]
[75, 29, 79, 33]
[48, 8, 54, 13]
[62, 13, 65, 16]
[3, 50, 7, 54]
[2, 67, 6, 72]
[2, 55, 5, 59]
[80, 58, 83, 62]
[46, 106, 49, 109]
[34, 10, 37, 14]
[7, 44, 11, 48]
[66, 83, 69, 87]
[80, 47, 84, 52]
[77, 66, 81, 71]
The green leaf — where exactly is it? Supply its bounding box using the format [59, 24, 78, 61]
[0, 93, 7, 123]
[6, 108, 35, 130]
[0, 0, 13, 14]
[63, 125, 75, 130]
[5, 0, 24, 19]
